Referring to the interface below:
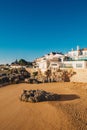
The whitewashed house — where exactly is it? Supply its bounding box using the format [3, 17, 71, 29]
[10, 64, 26, 69]
[67, 46, 87, 60]
[45, 52, 64, 61]
[62, 46, 87, 69]
[34, 52, 64, 72]
[34, 47, 87, 72]
[61, 60, 87, 69]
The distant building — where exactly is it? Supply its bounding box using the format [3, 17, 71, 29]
[34, 52, 64, 72]
[44, 52, 64, 61]
[67, 46, 87, 60]
[61, 46, 87, 69]
[10, 63, 26, 69]
[10, 64, 26, 69]
[61, 60, 87, 69]
[34, 49, 87, 72]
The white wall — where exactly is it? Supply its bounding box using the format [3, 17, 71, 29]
[50, 61, 61, 68]
[36, 60, 47, 72]
[10, 65, 26, 69]
[82, 51, 87, 56]
[62, 61, 87, 69]
[68, 50, 79, 57]
[36, 60, 61, 72]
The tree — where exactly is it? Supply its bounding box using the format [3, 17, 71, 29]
[19, 59, 27, 66]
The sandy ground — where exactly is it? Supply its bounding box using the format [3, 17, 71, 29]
[0, 82, 87, 130]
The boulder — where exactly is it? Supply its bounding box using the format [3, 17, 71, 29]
[20, 89, 59, 103]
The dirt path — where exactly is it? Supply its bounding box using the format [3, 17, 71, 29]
[0, 83, 87, 130]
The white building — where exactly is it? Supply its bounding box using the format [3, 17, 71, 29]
[34, 48, 87, 72]
[45, 52, 64, 60]
[62, 46, 87, 69]
[67, 46, 87, 60]
[34, 52, 64, 72]
[61, 60, 87, 69]
[34, 59, 62, 73]
[10, 64, 26, 69]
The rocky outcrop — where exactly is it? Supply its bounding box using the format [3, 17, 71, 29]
[0, 68, 31, 87]
[19, 89, 59, 103]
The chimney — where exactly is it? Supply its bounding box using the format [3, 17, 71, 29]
[77, 45, 80, 51]
[71, 48, 74, 51]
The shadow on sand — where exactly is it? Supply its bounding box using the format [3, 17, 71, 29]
[59, 94, 80, 101]
[51, 94, 80, 102]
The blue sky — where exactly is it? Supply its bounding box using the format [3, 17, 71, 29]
[0, 0, 87, 63]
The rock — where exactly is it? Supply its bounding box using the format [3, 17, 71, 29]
[20, 89, 59, 103]
[25, 78, 40, 84]
[20, 94, 26, 101]
[28, 97, 35, 103]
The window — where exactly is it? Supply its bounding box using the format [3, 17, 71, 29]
[60, 64, 73, 68]
[76, 64, 82, 68]
[51, 64, 57, 66]
[65, 64, 72, 68]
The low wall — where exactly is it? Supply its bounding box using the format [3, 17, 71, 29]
[26, 68, 87, 83]
[70, 69, 87, 83]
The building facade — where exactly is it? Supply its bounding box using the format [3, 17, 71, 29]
[61, 60, 87, 69]
[67, 46, 87, 60]
[34, 47, 87, 72]
[34, 52, 64, 72]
